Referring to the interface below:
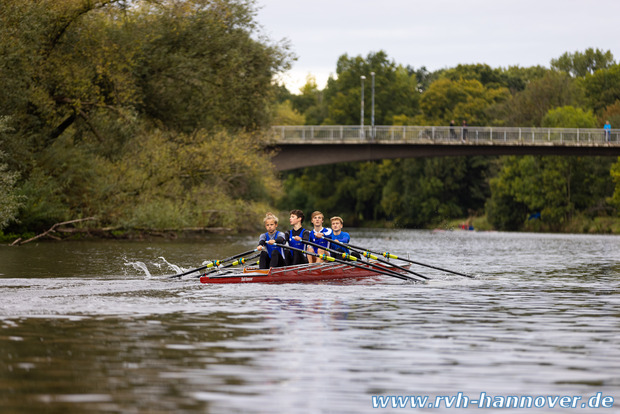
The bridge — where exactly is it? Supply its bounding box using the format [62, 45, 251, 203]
[268, 125, 620, 171]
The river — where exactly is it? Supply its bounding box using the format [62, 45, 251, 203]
[0, 230, 619, 413]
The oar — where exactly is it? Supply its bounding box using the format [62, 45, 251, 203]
[310, 239, 430, 280]
[307, 239, 430, 281]
[168, 249, 258, 279]
[198, 253, 261, 278]
[329, 239, 474, 279]
[276, 244, 417, 282]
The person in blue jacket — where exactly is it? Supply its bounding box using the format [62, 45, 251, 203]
[330, 216, 361, 259]
[604, 120, 611, 142]
[256, 212, 286, 269]
[307, 210, 332, 263]
[285, 209, 309, 266]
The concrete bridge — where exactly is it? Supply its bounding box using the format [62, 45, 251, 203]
[268, 125, 620, 171]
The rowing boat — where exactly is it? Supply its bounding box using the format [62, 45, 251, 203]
[199, 261, 412, 284]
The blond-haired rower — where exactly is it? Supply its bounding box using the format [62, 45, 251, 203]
[256, 213, 286, 269]
[329, 216, 358, 258]
[306, 211, 332, 263]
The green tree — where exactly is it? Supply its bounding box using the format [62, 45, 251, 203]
[417, 77, 510, 125]
[493, 71, 584, 126]
[442, 64, 514, 89]
[583, 64, 620, 114]
[541, 106, 598, 128]
[291, 76, 328, 125]
[272, 100, 306, 125]
[600, 101, 620, 130]
[610, 158, 620, 212]
[277, 161, 395, 226]
[0, 146, 22, 230]
[323, 51, 420, 125]
[382, 157, 491, 228]
[551, 48, 616, 77]
[0, 0, 291, 233]
[487, 155, 615, 231]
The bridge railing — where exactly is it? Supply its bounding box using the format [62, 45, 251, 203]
[271, 126, 619, 145]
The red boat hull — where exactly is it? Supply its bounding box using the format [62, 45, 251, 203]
[199, 262, 410, 284]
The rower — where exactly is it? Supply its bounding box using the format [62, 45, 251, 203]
[285, 209, 309, 266]
[307, 211, 332, 263]
[330, 216, 361, 259]
[256, 212, 286, 269]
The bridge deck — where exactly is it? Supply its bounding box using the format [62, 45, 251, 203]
[269, 126, 620, 171]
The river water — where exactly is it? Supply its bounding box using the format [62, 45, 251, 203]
[0, 230, 619, 413]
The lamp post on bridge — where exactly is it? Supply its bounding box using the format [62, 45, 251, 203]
[371, 72, 375, 140]
[360, 75, 366, 139]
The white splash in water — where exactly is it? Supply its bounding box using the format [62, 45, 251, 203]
[158, 257, 184, 274]
[125, 261, 152, 279]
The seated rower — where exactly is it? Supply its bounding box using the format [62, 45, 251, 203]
[285, 209, 309, 266]
[330, 216, 360, 259]
[256, 212, 286, 269]
[307, 210, 333, 263]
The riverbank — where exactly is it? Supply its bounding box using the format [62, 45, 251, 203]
[0, 226, 235, 245]
[3, 212, 620, 245]
[440, 215, 620, 234]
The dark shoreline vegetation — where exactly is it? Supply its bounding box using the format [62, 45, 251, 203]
[1, 0, 620, 243]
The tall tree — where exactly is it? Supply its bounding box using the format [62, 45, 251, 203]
[416, 77, 510, 126]
[582, 64, 620, 114]
[492, 71, 584, 127]
[551, 48, 616, 77]
[610, 158, 620, 213]
[541, 106, 598, 128]
[0, 0, 291, 233]
[322, 51, 420, 125]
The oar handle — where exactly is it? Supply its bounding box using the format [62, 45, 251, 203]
[302, 239, 359, 262]
[198, 253, 261, 277]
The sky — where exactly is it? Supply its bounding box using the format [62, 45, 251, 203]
[255, 0, 620, 92]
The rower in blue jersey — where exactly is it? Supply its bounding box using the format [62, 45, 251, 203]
[256, 212, 286, 269]
[307, 210, 333, 263]
[330, 216, 361, 259]
[285, 209, 309, 266]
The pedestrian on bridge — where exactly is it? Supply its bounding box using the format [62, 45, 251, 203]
[461, 120, 468, 141]
[604, 120, 611, 142]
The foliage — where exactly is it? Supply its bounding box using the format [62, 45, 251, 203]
[0, 118, 23, 230]
[541, 106, 598, 129]
[487, 156, 616, 231]
[491, 71, 585, 127]
[2, 3, 619, 241]
[0, 153, 22, 230]
[582, 64, 620, 114]
[277, 162, 393, 226]
[278, 157, 492, 229]
[272, 100, 306, 125]
[416, 77, 510, 126]
[610, 158, 620, 212]
[600, 101, 620, 128]
[317, 51, 420, 126]
[551, 48, 616, 77]
[441, 63, 533, 91]
[0, 0, 290, 233]
[274, 48, 620, 233]
[105, 128, 280, 230]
